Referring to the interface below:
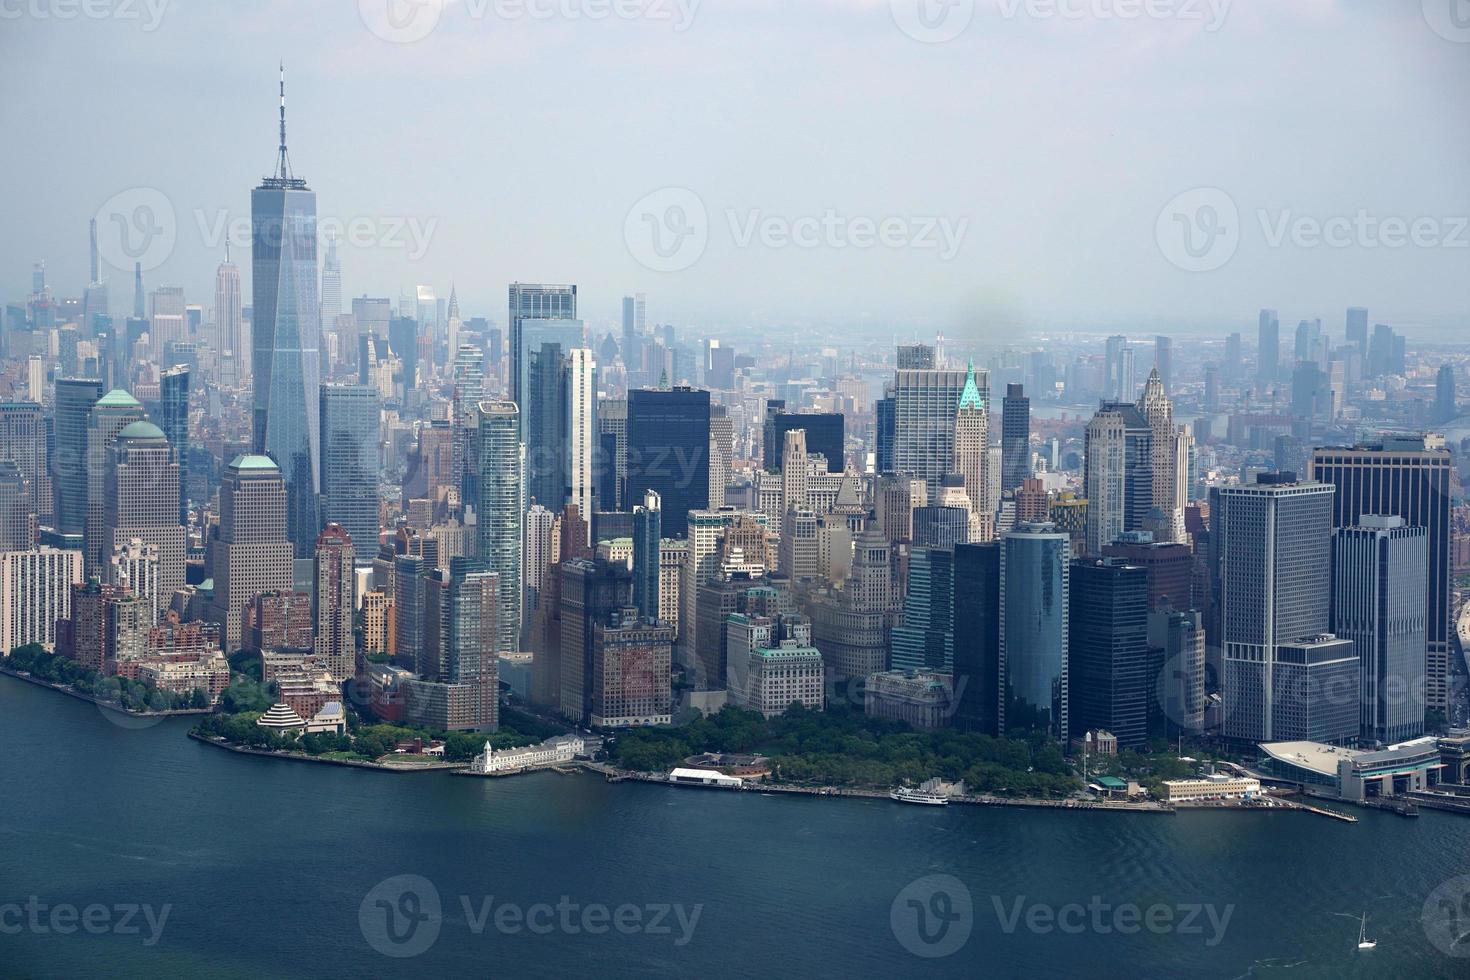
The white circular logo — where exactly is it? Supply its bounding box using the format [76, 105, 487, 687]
[624, 187, 709, 273]
[1423, 0, 1470, 43]
[359, 0, 445, 44]
[95, 187, 176, 273]
[360, 874, 442, 958]
[1423, 873, 1470, 958]
[891, 0, 975, 44]
[1155, 187, 1240, 272]
[891, 873, 973, 958]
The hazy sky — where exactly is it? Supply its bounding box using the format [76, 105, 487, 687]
[3, 0, 1467, 344]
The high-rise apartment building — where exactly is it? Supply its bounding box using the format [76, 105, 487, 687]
[314, 524, 355, 681]
[469, 401, 522, 653]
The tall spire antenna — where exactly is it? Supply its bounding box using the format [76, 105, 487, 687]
[276, 60, 292, 180]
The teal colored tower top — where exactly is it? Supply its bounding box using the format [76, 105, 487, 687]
[959, 360, 984, 411]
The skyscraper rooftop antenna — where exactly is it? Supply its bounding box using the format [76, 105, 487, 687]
[276, 60, 292, 180]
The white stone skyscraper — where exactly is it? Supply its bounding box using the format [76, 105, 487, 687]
[1137, 368, 1183, 541]
[1083, 401, 1153, 554]
[319, 235, 341, 339]
[565, 348, 598, 537]
[215, 246, 244, 386]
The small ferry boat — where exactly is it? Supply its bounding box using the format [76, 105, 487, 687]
[890, 786, 950, 806]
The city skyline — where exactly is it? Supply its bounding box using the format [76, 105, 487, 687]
[3, 3, 1467, 334]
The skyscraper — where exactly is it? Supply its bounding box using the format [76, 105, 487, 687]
[319, 236, 341, 338]
[527, 341, 569, 511]
[160, 366, 189, 524]
[632, 490, 661, 622]
[1069, 558, 1149, 750]
[1083, 401, 1153, 554]
[469, 401, 522, 653]
[0, 402, 45, 522]
[1435, 364, 1457, 423]
[508, 283, 577, 410]
[952, 541, 1001, 735]
[1332, 516, 1427, 745]
[1311, 438, 1453, 716]
[208, 455, 295, 653]
[1344, 306, 1369, 355]
[1000, 383, 1030, 493]
[892, 364, 973, 502]
[1136, 368, 1182, 542]
[1000, 523, 1070, 739]
[215, 247, 244, 386]
[1215, 474, 1355, 743]
[314, 523, 355, 681]
[764, 408, 844, 474]
[1257, 308, 1279, 384]
[319, 383, 380, 562]
[251, 67, 321, 557]
[84, 389, 145, 574]
[1153, 335, 1172, 394]
[102, 421, 186, 617]
[53, 378, 104, 538]
[952, 361, 991, 542]
[626, 387, 710, 538]
[0, 462, 37, 552]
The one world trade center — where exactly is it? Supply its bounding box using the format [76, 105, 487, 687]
[252, 65, 320, 556]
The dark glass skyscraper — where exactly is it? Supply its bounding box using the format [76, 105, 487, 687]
[160, 365, 189, 524]
[952, 542, 1001, 735]
[53, 377, 103, 536]
[319, 383, 380, 565]
[508, 283, 577, 410]
[527, 342, 569, 510]
[1001, 383, 1030, 492]
[625, 387, 709, 538]
[252, 69, 320, 557]
[632, 489, 661, 622]
[764, 410, 844, 473]
[1068, 558, 1149, 750]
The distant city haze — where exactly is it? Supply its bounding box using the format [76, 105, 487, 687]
[2, 1, 1466, 337]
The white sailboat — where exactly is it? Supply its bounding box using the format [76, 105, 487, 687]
[1357, 912, 1376, 951]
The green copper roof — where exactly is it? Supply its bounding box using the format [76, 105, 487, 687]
[958, 360, 984, 411]
[95, 388, 142, 409]
[117, 420, 166, 440]
[229, 453, 279, 472]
